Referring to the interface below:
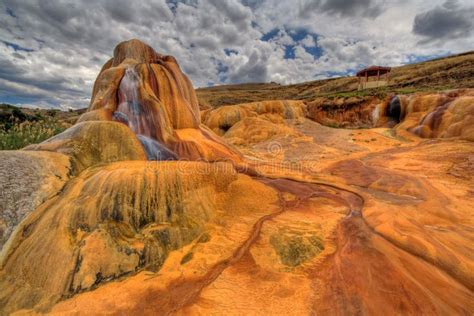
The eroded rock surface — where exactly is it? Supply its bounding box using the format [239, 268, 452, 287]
[201, 100, 306, 136]
[0, 161, 243, 313]
[83, 39, 242, 163]
[25, 121, 146, 174]
[394, 91, 474, 140]
[304, 89, 474, 142]
[0, 151, 71, 250]
[306, 96, 385, 128]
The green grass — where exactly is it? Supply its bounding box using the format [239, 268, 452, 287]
[0, 118, 66, 150]
[0, 104, 77, 150]
[270, 231, 325, 267]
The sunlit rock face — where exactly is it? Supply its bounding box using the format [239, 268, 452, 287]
[0, 161, 240, 314]
[83, 39, 241, 163]
[223, 117, 303, 146]
[392, 90, 474, 140]
[24, 121, 147, 174]
[303, 90, 474, 141]
[201, 100, 307, 136]
[306, 96, 385, 128]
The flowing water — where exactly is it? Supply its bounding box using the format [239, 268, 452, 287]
[113, 67, 178, 161]
[137, 135, 177, 161]
[388, 95, 402, 122]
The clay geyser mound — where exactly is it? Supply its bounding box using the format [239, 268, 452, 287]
[82, 39, 242, 163]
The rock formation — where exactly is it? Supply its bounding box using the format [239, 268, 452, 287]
[392, 90, 474, 141]
[0, 39, 473, 315]
[81, 39, 242, 163]
[0, 151, 71, 249]
[200, 100, 307, 148]
[25, 121, 146, 174]
[303, 90, 474, 141]
[0, 161, 242, 313]
[0, 39, 249, 313]
[201, 100, 306, 136]
[305, 96, 385, 128]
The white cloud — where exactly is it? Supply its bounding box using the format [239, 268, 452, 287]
[300, 35, 316, 48]
[0, 0, 472, 109]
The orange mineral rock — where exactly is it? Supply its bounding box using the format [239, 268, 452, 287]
[82, 39, 242, 163]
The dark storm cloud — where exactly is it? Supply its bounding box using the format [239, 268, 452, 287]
[299, 0, 384, 18]
[0, 52, 83, 95]
[413, 0, 474, 42]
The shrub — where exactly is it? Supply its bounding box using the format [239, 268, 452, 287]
[0, 118, 66, 150]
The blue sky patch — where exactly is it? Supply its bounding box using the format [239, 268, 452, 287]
[5, 7, 16, 18]
[261, 28, 322, 60]
[316, 70, 354, 78]
[224, 48, 238, 56]
[404, 52, 451, 64]
[288, 29, 312, 42]
[217, 61, 229, 82]
[2, 40, 35, 52]
[284, 45, 295, 59]
[261, 28, 280, 42]
[304, 46, 322, 58]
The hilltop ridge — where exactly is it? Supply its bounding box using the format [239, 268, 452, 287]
[197, 51, 474, 108]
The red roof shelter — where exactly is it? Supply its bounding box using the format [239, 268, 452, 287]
[356, 66, 391, 89]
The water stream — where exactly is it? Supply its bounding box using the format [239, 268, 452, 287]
[113, 67, 177, 161]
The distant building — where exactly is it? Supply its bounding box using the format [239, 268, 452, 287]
[356, 66, 391, 90]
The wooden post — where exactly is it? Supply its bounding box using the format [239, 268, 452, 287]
[377, 69, 380, 81]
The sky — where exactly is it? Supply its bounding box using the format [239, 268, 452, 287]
[0, 0, 473, 109]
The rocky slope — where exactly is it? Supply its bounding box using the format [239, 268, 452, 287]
[306, 89, 474, 141]
[0, 39, 473, 315]
[201, 88, 474, 142]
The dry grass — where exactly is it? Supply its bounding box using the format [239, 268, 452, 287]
[197, 51, 474, 108]
[0, 104, 85, 149]
[0, 119, 67, 150]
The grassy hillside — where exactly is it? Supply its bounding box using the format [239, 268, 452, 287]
[0, 104, 85, 150]
[197, 51, 474, 108]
